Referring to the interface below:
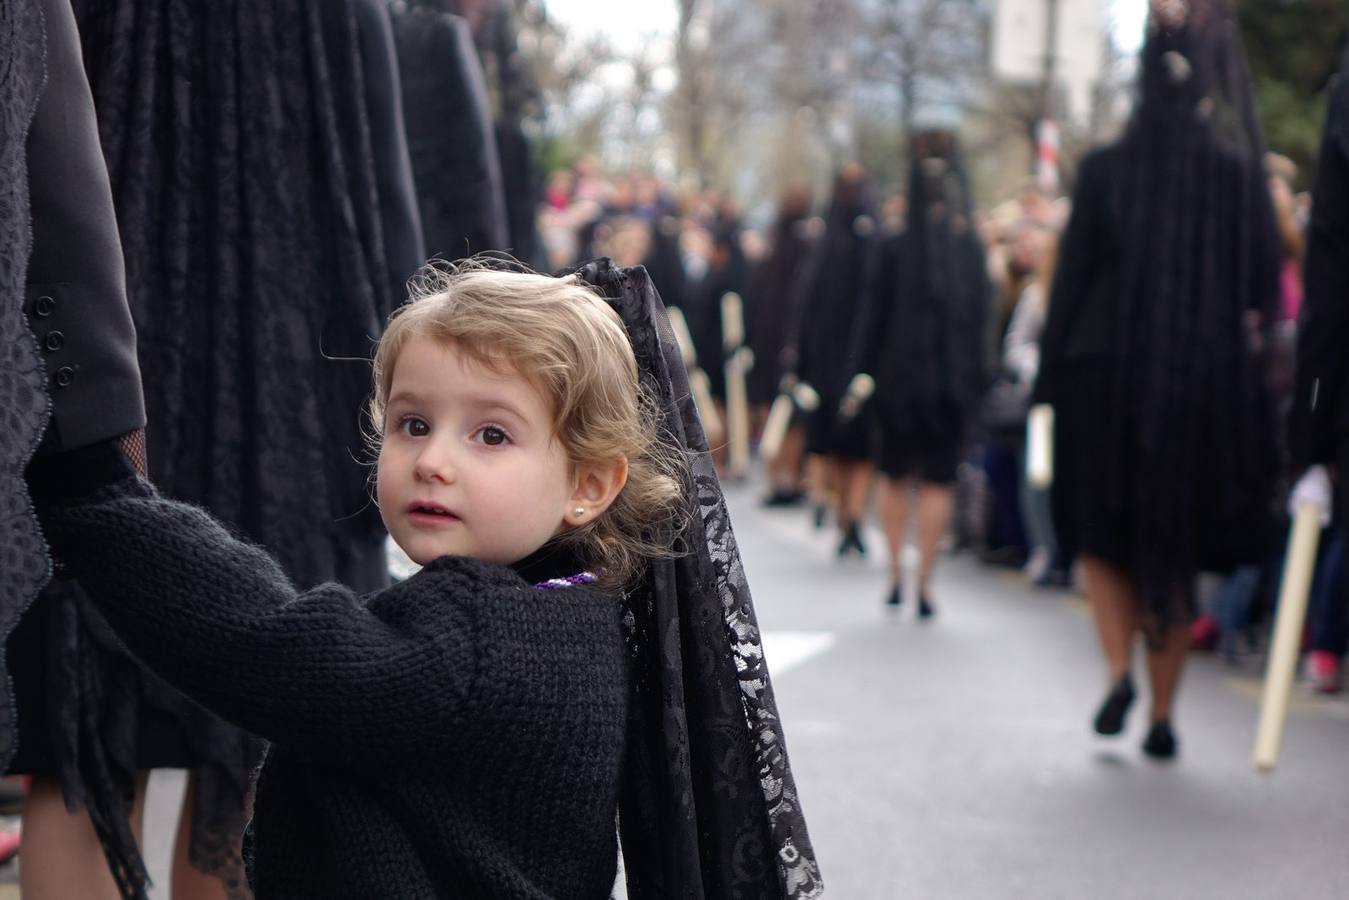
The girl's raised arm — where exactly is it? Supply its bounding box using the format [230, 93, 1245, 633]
[31, 444, 486, 760]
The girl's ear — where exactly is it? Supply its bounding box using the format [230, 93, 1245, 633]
[563, 458, 629, 527]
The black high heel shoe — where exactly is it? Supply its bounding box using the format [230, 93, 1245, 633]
[1092, 673, 1136, 736]
[885, 585, 902, 607]
[836, 522, 867, 558]
[1142, 720, 1178, 759]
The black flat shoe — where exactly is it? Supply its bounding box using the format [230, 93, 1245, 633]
[1093, 673, 1135, 736]
[812, 504, 828, 530]
[885, 585, 902, 607]
[917, 596, 935, 619]
[1142, 720, 1178, 759]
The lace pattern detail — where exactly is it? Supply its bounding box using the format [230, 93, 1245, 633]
[574, 260, 823, 899]
[0, 0, 54, 775]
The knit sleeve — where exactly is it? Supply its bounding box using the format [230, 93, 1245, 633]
[40, 485, 490, 760]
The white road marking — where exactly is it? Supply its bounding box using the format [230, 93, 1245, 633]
[762, 630, 837, 676]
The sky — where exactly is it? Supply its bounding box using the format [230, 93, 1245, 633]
[545, 0, 678, 46]
[546, 0, 1152, 56]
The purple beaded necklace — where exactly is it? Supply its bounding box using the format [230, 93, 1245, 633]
[532, 571, 598, 591]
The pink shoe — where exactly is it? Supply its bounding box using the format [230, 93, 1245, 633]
[1308, 650, 1341, 694]
[1190, 614, 1218, 651]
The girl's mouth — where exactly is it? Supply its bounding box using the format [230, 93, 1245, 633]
[407, 502, 460, 526]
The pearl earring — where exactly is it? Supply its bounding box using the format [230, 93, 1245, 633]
[574, 507, 586, 517]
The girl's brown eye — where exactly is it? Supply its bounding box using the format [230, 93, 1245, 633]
[399, 416, 430, 437]
[481, 426, 507, 446]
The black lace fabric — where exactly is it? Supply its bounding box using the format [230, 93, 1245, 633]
[0, 0, 55, 776]
[63, 0, 400, 893]
[573, 260, 823, 899]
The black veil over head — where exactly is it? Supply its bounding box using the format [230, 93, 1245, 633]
[1108, 0, 1281, 629]
[903, 129, 982, 309]
[906, 129, 975, 229]
[824, 162, 873, 230]
[568, 259, 824, 899]
[881, 130, 989, 427]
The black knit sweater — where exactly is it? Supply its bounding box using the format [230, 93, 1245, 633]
[38, 473, 628, 899]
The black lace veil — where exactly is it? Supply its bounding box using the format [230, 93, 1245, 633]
[570, 260, 824, 899]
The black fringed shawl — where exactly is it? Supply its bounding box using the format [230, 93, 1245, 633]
[571, 260, 824, 900]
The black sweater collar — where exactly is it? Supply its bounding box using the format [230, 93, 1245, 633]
[510, 542, 588, 587]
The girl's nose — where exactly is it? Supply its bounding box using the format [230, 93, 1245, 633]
[413, 439, 457, 483]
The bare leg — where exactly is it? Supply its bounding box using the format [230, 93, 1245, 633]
[710, 400, 729, 472]
[915, 483, 955, 596]
[769, 424, 807, 494]
[839, 459, 873, 527]
[21, 773, 147, 900]
[879, 477, 912, 588]
[171, 772, 233, 899]
[805, 455, 837, 528]
[1080, 555, 1138, 682]
[1145, 624, 1191, 723]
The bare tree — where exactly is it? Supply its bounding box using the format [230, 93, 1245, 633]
[859, 0, 989, 141]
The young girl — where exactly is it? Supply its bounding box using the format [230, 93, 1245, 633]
[29, 262, 694, 897]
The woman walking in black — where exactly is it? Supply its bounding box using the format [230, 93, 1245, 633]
[1034, 0, 1280, 758]
[849, 131, 990, 614]
[794, 165, 878, 555]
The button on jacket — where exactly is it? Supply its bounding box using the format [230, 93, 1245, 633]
[24, 0, 145, 455]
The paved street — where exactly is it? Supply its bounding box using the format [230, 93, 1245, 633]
[727, 479, 1349, 899]
[5, 477, 1348, 898]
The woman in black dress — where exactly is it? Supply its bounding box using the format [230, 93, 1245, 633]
[1034, 0, 1280, 758]
[794, 165, 878, 554]
[850, 131, 990, 614]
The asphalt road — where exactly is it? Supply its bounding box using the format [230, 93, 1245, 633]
[727, 479, 1349, 899]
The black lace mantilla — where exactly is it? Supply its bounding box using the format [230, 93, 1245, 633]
[572, 260, 824, 899]
[0, 0, 55, 777]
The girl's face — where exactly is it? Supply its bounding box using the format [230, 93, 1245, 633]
[376, 336, 578, 567]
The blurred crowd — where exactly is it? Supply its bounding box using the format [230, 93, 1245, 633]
[534, 140, 1345, 698]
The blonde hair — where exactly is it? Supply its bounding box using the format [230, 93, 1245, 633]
[370, 259, 686, 587]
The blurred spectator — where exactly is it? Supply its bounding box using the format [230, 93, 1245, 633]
[747, 187, 818, 506]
